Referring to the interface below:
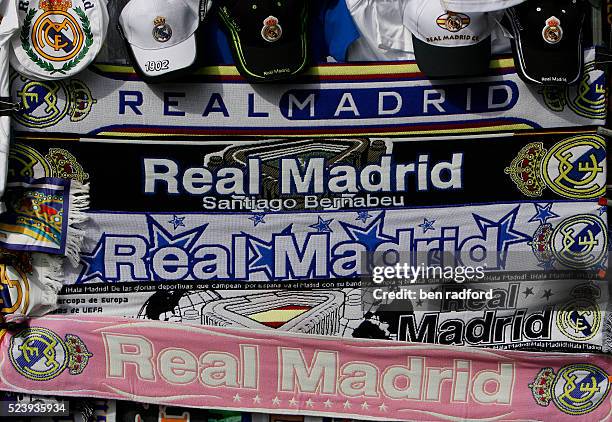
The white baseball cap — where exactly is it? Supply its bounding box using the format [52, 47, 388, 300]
[402, 0, 500, 78]
[10, 0, 109, 81]
[119, 0, 203, 81]
[440, 0, 527, 12]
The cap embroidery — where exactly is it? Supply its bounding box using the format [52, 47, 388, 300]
[261, 16, 282, 42]
[34, 0, 84, 61]
[436, 11, 470, 33]
[19, 0, 94, 75]
[542, 16, 563, 44]
[152, 16, 172, 43]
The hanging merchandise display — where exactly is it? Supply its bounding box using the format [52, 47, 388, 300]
[15, 133, 608, 355]
[505, 0, 588, 85]
[0, 0, 610, 421]
[9, 0, 109, 80]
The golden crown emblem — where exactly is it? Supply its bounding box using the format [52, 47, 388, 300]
[529, 223, 553, 264]
[65, 334, 92, 375]
[154, 16, 166, 27]
[504, 142, 547, 197]
[68, 80, 97, 125]
[529, 367, 555, 406]
[264, 16, 278, 27]
[11, 191, 64, 244]
[39, 0, 72, 12]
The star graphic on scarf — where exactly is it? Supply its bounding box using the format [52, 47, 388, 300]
[471, 207, 532, 268]
[78, 236, 109, 283]
[523, 287, 534, 297]
[541, 289, 554, 301]
[248, 237, 274, 280]
[356, 210, 373, 223]
[168, 215, 186, 230]
[246, 225, 293, 279]
[341, 212, 393, 251]
[249, 212, 267, 227]
[529, 203, 559, 225]
[147, 216, 207, 257]
[309, 216, 333, 232]
[418, 218, 436, 233]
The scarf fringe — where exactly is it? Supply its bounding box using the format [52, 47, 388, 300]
[65, 181, 90, 267]
[30, 253, 64, 317]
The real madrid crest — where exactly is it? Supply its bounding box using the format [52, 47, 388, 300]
[20, 0, 95, 74]
[436, 11, 470, 33]
[530, 364, 610, 415]
[550, 214, 607, 270]
[528, 212, 607, 271]
[543, 16, 563, 44]
[152, 16, 172, 43]
[505, 135, 606, 200]
[261, 16, 282, 42]
[556, 283, 601, 342]
[32, 0, 84, 62]
[8, 327, 92, 381]
[12, 75, 96, 129]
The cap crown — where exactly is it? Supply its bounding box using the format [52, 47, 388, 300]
[218, 0, 303, 47]
[119, 0, 199, 50]
[404, 0, 495, 47]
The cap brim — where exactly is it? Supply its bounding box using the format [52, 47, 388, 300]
[512, 37, 582, 86]
[238, 40, 307, 81]
[412, 35, 491, 79]
[129, 34, 197, 77]
[228, 36, 308, 82]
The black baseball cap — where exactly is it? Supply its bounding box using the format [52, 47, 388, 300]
[217, 0, 309, 82]
[505, 0, 587, 85]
